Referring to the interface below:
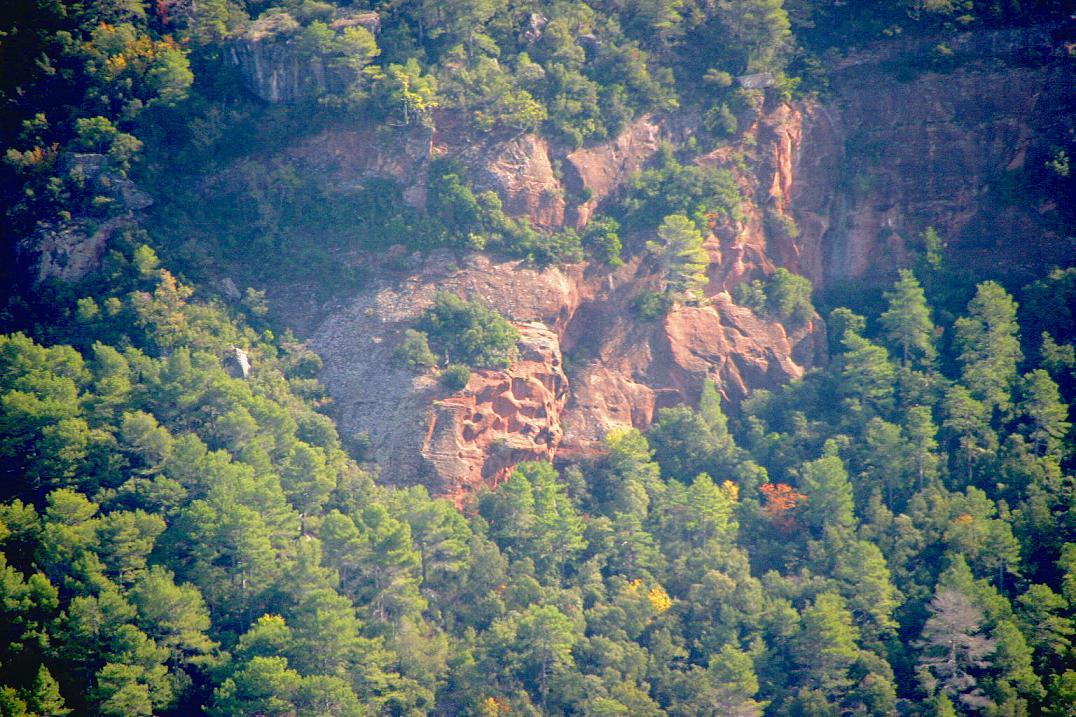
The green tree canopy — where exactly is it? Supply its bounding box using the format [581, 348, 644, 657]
[647, 214, 710, 302]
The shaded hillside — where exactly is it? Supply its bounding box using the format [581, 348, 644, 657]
[1, 3, 1075, 715]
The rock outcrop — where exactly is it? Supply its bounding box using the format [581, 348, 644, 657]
[696, 101, 817, 290]
[257, 25, 1073, 500]
[228, 11, 379, 104]
[23, 216, 137, 285]
[300, 241, 817, 501]
[21, 153, 153, 284]
[266, 93, 828, 501]
[307, 253, 583, 502]
[791, 26, 1075, 286]
[563, 114, 673, 227]
[423, 322, 568, 496]
[474, 134, 565, 229]
[64, 153, 154, 213]
[556, 258, 820, 460]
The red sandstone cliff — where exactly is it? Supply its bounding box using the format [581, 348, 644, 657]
[259, 26, 1073, 501]
[297, 94, 825, 501]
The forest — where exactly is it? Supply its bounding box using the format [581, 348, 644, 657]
[1, 0, 1075, 716]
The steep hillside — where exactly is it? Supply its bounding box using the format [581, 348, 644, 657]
[11, 17, 1074, 501]
[250, 25, 1073, 498]
[3, 3, 1076, 716]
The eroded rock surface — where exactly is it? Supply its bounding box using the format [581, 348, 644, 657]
[266, 26, 1073, 500]
[282, 123, 433, 208]
[21, 153, 153, 284]
[424, 323, 568, 496]
[564, 114, 669, 227]
[273, 99, 828, 501]
[792, 27, 1075, 286]
[309, 253, 582, 502]
[303, 240, 817, 501]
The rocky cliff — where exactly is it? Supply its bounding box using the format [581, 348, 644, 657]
[282, 95, 824, 501]
[303, 243, 815, 502]
[228, 10, 380, 104]
[206, 25, 1075, 500]
[791, 26, 1075, 287]
[305, 253, 580, 499]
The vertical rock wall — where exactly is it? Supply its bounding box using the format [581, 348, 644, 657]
[791, 27, 1075, 286]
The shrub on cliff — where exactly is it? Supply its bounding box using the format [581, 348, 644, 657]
[397, 329, 437, 370]
[582, 216, 623, 266]
[634, 290, 674, 320]
[418, 292, 519, 370]
[620, 152, 742, 233]
[440, 363, 472, 391]
[734, 268, 815, 328]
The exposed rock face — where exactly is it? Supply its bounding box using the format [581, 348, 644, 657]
[308, 253, 582, 502]
[564, 114, 667, 227]
[300, 242, 816, 501]
[22, 153, 153, 284]
[227, 347, 252, 379]
[696, 101, 818, 290]
[423, 323, 568, 497]
[791, 27, 1075, 286]
[261, 26, 1073, 500]
[229, 39, 326, 104]
[281, 122, 433, 208]
[268, 95, 826, 502]
[556, 259, 820, 460]
[475, 134, 565, 229]
[23, 216, 136, 285]
[228, 11, 379, 104]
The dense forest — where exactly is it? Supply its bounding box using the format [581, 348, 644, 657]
[1, 0, 1075, 716]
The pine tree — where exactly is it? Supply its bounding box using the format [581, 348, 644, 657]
[991, 619, 1044, 702]
[1017, 584, 1074, 671]
[955, 281, 1023, 416]
[705, 644, 765, 717]
[798, 454, 855, 534]
[793, 592, 861, 700]
[208, 656, 302, 717]
[487, 604, 578, 710]
[942, 385, 996, 487]
[598, 428, 661, 516]
[647, 214, 709, 302]
[879, 269, 936, 368]
[648, 406, 722, 482]
[128, 566, 216, 664]
[1019, 369, 1070, 457]
[839, 333, 897, 415]
[904, 405, 939, 491]
[932, 693, 958, 717]
[25, 666, 70, 717]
